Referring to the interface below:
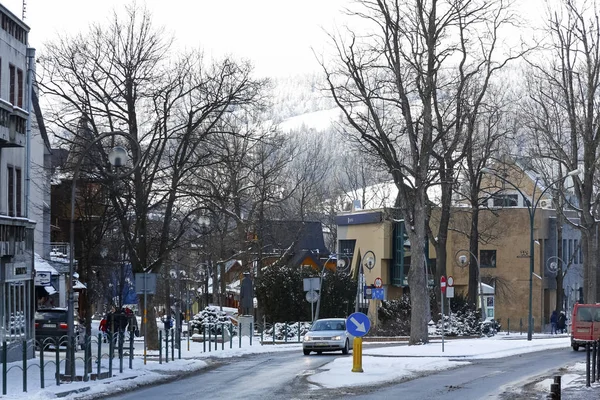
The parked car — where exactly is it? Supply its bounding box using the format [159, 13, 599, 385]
[35, 308, 84, 350]
[303, 318, 353, 355]
[570, 303, 600, 351]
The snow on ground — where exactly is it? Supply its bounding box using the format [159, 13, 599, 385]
[0, 330, 584, 399]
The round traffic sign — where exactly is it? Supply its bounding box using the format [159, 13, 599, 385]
[440, 276, 447, 294]
[374, 277, 383, 288]
[447, 276, 454, 287]
[305, 290, 319, 303]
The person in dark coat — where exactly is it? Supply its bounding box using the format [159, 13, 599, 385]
[550, 310, 558, 334]
[557, 311, 567, 334]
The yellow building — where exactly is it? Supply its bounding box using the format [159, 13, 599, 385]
[335, 166, 583, 333]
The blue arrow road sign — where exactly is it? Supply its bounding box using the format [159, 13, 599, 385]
[346, 312, 371, 337]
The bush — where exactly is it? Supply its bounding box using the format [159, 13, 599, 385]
[189, 306, 236, 336]
[264, 321, 311, 340]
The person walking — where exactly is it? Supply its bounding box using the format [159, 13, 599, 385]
[550, 310, 558, 334]
[558, 311, 567, 334]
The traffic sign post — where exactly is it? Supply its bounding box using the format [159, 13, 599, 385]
[440, 275, 446, 352]
[347, 312, 370, 373]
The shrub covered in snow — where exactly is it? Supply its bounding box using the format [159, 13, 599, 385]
[264, 321, 311, 340]
[375, 292, 492, 337]
[189, 306, 236, 336]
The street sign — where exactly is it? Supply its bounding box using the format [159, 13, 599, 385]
[446, 286, 455, 298]
[306, 290, 319, 303]
[440, 275, 447, 294]
[374, 277, 383, 288]
[303, 277, 320, 292]
[346, 312, 371, 337]
[447, 276, 454, 287]
[363, 285, 372, 299]
[135, 273, 157, 294]
[372, 288, 384, 300]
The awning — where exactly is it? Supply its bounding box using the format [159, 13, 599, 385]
[34, 253, 59, 275]
[44, 285, 58, 295]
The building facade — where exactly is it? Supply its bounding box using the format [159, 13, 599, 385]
[0, 4, 36, 362]
[335, 166, 584, 334]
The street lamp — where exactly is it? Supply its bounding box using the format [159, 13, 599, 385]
[456, 249, 486, 323]
[66, 131, 140, 377]
[481, 167, 580, 341]
[314, 253, 338, 321]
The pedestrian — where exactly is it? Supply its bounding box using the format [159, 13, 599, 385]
[99, 317, 108, 343]
[550, 310, 558, 334]
[558, 311, 567, 334]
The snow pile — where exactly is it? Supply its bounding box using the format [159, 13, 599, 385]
[265, 321, 311, 340]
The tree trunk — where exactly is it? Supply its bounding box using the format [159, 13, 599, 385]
[408, 196, 430, 345]
[144, 295, 159, 350]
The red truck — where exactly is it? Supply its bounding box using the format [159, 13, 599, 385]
[571, 303, 600, 351]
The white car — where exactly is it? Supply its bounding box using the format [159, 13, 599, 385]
[303, 318, 354, 355]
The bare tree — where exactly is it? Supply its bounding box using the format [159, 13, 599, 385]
[522, 0, 600, 303]
[37, 5, 266, 348]
[321, 0, 522, 344]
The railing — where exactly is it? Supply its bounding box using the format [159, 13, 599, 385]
[49, 242, 70, 261]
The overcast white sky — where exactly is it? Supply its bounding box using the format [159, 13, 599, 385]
[1, 0, 557, 80]
[2, 0, 349, 78]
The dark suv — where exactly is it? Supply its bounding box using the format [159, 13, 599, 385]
[35, 308, 84, 349]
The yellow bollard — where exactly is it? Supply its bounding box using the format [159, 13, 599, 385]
[352, 337, 363, 372]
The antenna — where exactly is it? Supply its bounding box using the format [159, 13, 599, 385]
[22, 0, 27, 20]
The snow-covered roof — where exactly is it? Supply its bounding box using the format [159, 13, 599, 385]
[34, 253, 59, 275]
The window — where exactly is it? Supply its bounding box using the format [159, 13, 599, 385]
[480, 250, 497, 268]
[574, 239, 578, 264]
[492, 194, 518, 207]
[15, 168, 21, 217]
[8, 65, 14, 105]
[339, 240, 356, 256]
[7, 165, 14, 216]
[16, 69, 22, 108]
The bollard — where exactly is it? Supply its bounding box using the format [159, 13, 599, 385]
[40, 343, 45, 389]
[119, 332, 124, 374]
[165, 329, 169, 363]
[129, 333, 134, 369]
[239, 323, 242, 348]
[507, 319, 510, 335]
[97, 334, 102, 378]
[203, 325, 206, 352]
[352, 337, 363, 373]
[230, 324, 233, 349]
[22, 341, 27, 392]
[221, 323, 224, 351]
[593, 341, 597, 383]
[273, 323, 275, 344]
[159, 330, 163, 364]
[553, 375, 561, 399]
[285, 323, 288, 343]
[586, 343, 591, 387]
[171, 330, 175, 361]
[208, 326, 212, 352]
[55, 342, 60, 386]
[260, 324, 264, 344]
[250, 322, 253, 346]
[109, 333, 114, 377]
[2, 342, 7, 394]
[520, 318, 523, 335]
[298, 322, 301, 342]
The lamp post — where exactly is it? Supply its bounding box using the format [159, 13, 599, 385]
[456, 249, 486, 323]
[66, 131, 139, 378]
[314, 253, 338, 321]
[482, 167, 580, 341]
